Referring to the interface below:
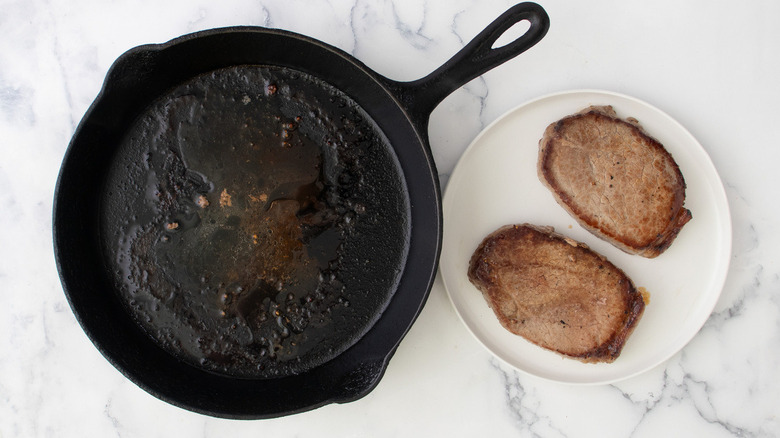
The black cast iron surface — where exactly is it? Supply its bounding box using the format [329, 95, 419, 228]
[53, 2, 549, 418]
[102, 65, 410, 379]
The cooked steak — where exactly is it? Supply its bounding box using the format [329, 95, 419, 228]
[538, 105, 692, 258]
[467, 224, 645, 363]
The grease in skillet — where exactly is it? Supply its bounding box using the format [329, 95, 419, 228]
[100, 65, 410, 378]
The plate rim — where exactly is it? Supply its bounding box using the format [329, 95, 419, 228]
[440, 88, 733, 385]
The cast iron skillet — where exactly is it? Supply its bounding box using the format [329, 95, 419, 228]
[54, 3, 549, 418]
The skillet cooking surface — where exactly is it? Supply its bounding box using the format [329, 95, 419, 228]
[100, 65, 410, 378]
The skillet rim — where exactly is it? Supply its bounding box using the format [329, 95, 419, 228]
[53, 25, 442, 419]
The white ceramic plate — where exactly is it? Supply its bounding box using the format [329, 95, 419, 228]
[440, 90, 731, 385]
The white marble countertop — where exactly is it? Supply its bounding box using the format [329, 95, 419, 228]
[2, 0, 779, 436]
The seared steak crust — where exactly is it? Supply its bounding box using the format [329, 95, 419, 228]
[468, 224, 645, 363]
[538, 105, 692, 258]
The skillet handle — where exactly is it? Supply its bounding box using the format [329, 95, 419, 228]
[389, 2, 549, 131]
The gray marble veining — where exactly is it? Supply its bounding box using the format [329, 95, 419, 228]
[1, 0, 779, 436]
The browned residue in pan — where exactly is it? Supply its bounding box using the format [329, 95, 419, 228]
[101, 66, 411, 378]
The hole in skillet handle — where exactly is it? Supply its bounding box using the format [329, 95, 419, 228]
[492, 19, 532, 49]
[473, 2, 550, 64]
[389, 2, 550, 129]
